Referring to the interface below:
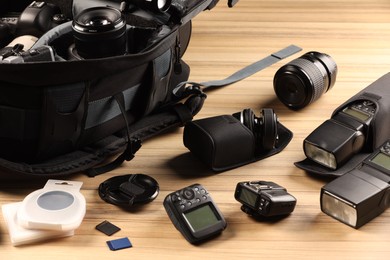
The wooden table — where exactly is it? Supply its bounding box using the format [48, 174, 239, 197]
[2, 0, 390, 259]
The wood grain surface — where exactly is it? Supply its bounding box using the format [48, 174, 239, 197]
[2, 0, 390, 259]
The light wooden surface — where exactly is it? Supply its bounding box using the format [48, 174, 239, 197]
[2, 0, 390, 259]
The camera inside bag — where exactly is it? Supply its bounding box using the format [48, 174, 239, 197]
[0, 0, 218, 61]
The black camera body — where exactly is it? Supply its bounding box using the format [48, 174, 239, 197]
[235, 181, 297, 217]
[321, 140, 390, 228]
[163, 184, 227, 244]
[0, 1, 66, 48]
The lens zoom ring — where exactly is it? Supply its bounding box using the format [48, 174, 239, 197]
[289, 58, 325, 103]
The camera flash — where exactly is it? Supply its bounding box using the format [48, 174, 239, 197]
[321, 169, 390, 228]
[304, 119, 365, 170]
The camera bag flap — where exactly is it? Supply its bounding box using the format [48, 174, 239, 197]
[183, 115, 293, 171]
[295, 72, 390, 177]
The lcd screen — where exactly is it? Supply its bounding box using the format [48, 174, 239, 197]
[343, 107, 370, 121]
[239, 188, 258, 207]
[371, 152, 390, 171]
[184, 204, 220, 232]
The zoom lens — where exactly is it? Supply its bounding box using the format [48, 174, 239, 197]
[273, 52, 337, 109]
[72, 6, 127, 59]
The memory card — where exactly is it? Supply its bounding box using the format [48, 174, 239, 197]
[106, 237, 132, 251]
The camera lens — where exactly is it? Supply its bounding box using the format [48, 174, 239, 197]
[72, 7, 127, 59]
[273, 52, 337, 109]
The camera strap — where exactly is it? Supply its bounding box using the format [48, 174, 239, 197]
[173, 44, 302, 97]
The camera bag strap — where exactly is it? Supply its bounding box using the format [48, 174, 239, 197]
[173, 44, 302, 95]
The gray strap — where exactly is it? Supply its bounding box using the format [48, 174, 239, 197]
[201, 44, 302, 90]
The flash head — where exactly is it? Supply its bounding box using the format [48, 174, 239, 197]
[304, 118, 365, 170]
[321, 140, 390, 228]
[303, 100, 375, 170]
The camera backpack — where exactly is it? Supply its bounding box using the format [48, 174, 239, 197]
[0, 0, 299, 179]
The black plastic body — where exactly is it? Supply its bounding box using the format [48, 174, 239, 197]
[163, 184, 227, 244]
[304, 100, 376, 170]
[321, 140, 390, 228]
[0, 1, 66, 48]
[235, 181, 296, 217]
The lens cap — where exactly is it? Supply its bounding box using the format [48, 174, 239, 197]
[98, 174, 159, 208]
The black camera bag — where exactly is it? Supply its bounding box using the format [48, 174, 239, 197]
[0, 0, 219, 178]
[0, 0, 300, 179]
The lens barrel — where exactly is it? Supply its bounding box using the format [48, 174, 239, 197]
[273, 52, 337, 109]
[72, 7, 127, 59]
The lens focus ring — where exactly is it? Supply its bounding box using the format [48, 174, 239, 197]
[273, 51, 337, 109]
[287, 58, 325, 104]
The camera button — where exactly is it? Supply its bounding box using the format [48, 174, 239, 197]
[182, 188, 195, 200]
[171, 194, 180, 202]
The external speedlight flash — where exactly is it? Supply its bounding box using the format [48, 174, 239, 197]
[321, 140, 390, 228]
[304, 100, 376, 170]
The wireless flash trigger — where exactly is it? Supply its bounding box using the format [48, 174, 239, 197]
[16, 180, 86, 231]
[98, 174, 159, 208]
